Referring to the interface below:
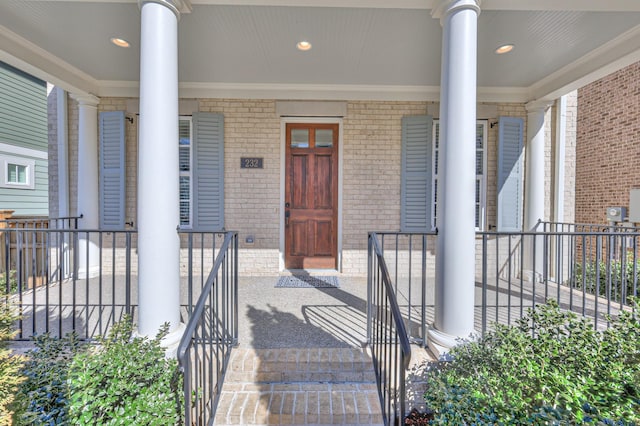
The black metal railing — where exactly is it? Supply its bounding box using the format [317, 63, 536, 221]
[1, 225, 227, 341]
[479, 227, 640, 333]
[367, 232, 412, 426]
[177, 231, 238, 426]
[367, 227, 640, 350]
[369, 232, 437, 346]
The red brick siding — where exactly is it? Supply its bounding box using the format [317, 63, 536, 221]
[576, 62, 640, 224]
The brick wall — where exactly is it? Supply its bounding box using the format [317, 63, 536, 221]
[53, 96, 576, 276]
[576, 62, 640, 225]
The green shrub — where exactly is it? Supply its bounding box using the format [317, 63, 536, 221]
[0, 289, 24, 425]
[13, 332, 84, 425]
[0, 271, 17, 294]
[573, 253, 640, 303]
[68, 318, 183, 425]
[423, 301, 640, 424]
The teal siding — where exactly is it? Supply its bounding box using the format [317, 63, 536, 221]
[0, 62, 48, 152]
[0, 62, 48, 216]
[0, 158, 49, 216]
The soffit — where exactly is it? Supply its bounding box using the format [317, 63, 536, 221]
[0, 1, 639, 100]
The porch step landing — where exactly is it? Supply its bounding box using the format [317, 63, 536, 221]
[214, 348, 384, 425]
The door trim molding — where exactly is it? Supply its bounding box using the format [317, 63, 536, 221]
[279, 117, 343, 272]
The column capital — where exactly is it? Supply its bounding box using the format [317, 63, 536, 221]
[525, 99, 554, 113]
[70, 93, 100, 107]
[431, 0, 481, 24]
[139, 0, 192, 19]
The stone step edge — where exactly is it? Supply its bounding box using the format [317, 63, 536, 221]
[224, 372, 377, 384]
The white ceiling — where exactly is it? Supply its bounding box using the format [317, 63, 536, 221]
[1, 0, 640, 102]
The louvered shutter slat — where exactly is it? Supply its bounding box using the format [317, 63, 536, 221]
[193, 112, 224, 230]
[401, 115, 433, 232]
[497, 116, 524, 231]
[99, 111, 125, 230]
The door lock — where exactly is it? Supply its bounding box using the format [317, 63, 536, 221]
[285, 210, 290, 226]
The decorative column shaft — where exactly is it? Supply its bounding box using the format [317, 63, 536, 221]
[428, 0, 481, 353]
[523, 100, 552, 280]
[137, 0, 183, 344]
[72, 94, 100, 278]
[524, 101, 552, 231]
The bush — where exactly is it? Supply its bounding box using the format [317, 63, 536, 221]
[423, 301, 640, 424]
[0, 290, 25, 425]
[573, 253, 640, 303]
[13, 333, 84, 425]
[68, 318, 183, 425]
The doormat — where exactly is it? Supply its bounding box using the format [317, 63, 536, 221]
[275, 275, 339, 288]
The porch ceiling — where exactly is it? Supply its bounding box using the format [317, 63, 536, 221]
[1, 1, 640, 102]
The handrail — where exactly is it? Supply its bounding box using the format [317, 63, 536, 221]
[369, 233, 412, 369]
[177, 231, 238, 426]
[177, 231, 236, 360]
[368, 232, 412, 425]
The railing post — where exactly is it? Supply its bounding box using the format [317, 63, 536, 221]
[367, 233, 372, 344]
[233, 233, 239, 345]
[125, 232, 132, 316]
[421, 234, 427, 347]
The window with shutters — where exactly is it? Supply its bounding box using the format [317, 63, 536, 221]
[431, 120, 487, 231]
[179, 117, 192, 227]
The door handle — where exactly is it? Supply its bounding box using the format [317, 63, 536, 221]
[285, 211, 290, 226]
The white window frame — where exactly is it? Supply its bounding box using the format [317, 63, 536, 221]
[431, 120, 488, 231]
[179, 116, 193, 228]
[0, 155, 35, 189]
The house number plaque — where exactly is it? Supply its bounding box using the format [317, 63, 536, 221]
[241, 157, 263, 169]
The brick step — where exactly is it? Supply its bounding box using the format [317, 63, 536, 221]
[225, 348, 376, 384]
[214, 382, 384, 425]
[215, 347, 384, 425]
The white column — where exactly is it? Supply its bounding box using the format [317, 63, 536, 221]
[137, 0, 184, 349]
[524, 100, 552, 231]
[523, 100, 552, 281]
[72, 94, 100, 278]
[554, 96, 567, 224]
[57, 88, 71, 279]
[428, 0, 480, 354]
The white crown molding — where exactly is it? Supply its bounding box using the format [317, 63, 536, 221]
[98, 80, 530, 103]
[0, 25, 98, 97]
[528, 24, 640, 102]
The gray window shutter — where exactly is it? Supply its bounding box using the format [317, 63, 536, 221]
[497, 116, 524, 231]
[99, 111, 125, 230]
[192, 112, 224, 230]
[401, 115, 433, 232]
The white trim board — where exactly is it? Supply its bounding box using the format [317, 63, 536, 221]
[0, 143, 48, 160]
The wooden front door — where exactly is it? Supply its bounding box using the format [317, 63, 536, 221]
[285, 123, 339, 269]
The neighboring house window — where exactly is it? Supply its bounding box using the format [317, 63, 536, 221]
[0, 155, 35, 189]
[431, 120, 487, 230]
[179, 117, 193, 227]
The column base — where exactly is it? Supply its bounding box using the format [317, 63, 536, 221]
[520, 269, 542, 283]
[76, 265, 101, 279]
[427, 326, 476, 360]
[160, 322, 186, 359]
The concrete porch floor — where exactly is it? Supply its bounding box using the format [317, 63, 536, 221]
[215, 275, 435, 425]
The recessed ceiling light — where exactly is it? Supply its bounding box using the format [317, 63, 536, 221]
[110, 37, 130, 48]
[495, 44, 514, 54]
[296, 40, 312, 51]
